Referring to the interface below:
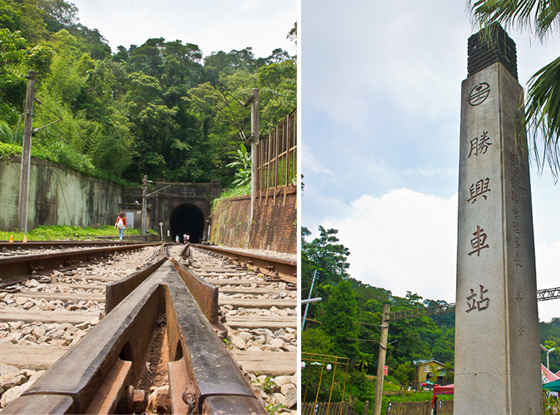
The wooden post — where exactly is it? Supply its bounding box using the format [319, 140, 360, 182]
[363, 400, 370, 415]
[141, 175, 147, 239]
[18, 70, 36, 233]
[374, 304, 390, 415]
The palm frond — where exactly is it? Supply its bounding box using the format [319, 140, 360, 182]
[470, 0, 560, 39]
[525, 55, 560, 177]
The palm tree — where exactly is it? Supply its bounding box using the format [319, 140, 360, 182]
[470, 0, 560, 177]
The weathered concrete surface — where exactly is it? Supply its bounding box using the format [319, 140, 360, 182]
[454, 62, 542, 414]
[0, 157, 123, 230]
[0, 158, 220, 238]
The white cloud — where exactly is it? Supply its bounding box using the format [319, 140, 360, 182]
[316, 188, 560, 322]
[302, 0, 560, 135]
[399, 167, 456, 179]
[322, 189, 458, 302]
[301, 142, 333, 176]
[302, 0, 469, 131]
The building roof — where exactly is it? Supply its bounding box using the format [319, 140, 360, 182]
[414, 359, 445, 367]
[541, 364, 560, 383]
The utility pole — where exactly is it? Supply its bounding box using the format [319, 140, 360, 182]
[373, 304, 390, 415]
[541, 344, 556, 370]
[248, 88, 259, 222]
[302, 270, 318, 331]
[18, 70, 36, 233]
[141, 175, 147, 239]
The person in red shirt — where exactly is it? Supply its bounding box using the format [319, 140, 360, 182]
[114, 211, 127, 241]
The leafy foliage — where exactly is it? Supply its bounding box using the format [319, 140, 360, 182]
[0, 1, 296, 189]
[302, 226, 458, 413]
[226, 143, 251, 186]
[303, 224, 560, 412]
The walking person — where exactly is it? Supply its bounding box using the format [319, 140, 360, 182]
[114, 211, 127, 241]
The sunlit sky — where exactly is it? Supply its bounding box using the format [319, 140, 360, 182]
[301, 0, 560, 322]
[70, 0, 296, 58]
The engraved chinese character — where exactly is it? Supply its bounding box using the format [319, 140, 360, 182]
[517, 325, 525, 338]
[515, 285, 523, 302]
[509, 151, 526, 190]
[514, 237, 522, 267]
[468, 131, 492, 158]
[466, 284, 490, 312]
[467, 178, 491, 204]
[512, 205, 519, 220]
[512, 220, 520, 234]
[468, 226, 489, 256]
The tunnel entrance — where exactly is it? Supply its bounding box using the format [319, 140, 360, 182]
[169, 204, 205, 243]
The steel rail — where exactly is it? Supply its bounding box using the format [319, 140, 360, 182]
[2, 255, 267, 414]
[0, 241, 149, 250]
[0, 242, 160, 287]
[193, 243, 297, 284]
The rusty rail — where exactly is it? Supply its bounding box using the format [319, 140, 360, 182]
[0, 240, 149, 250]
[0, 242, 160, 287]
[2, 251, 266, 414]
[193, 243, 297, 284]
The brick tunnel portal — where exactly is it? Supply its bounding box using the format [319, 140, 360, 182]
[169, 203, 205, 243]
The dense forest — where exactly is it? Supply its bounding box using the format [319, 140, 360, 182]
[0, 0, 296, 187]
[302, 225, 560, 413]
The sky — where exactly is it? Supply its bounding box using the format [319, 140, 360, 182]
[301, 1, 560, 323]
[69, 0, 297, 58]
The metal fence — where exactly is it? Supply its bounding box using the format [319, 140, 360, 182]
[386, 399, 453, 415]
[255, 108, 297, 204]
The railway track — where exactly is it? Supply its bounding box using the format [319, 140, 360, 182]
[0, 242, 297, 414]
[192, 244, 297, 284]
[184, 246, 298, 410]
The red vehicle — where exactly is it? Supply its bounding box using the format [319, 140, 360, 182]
[432, 384, 453, 414]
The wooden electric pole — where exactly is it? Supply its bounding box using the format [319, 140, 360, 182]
[373, 304, 390, 415]
[18, 70, 36, 233]
[141, 175, 147, 239]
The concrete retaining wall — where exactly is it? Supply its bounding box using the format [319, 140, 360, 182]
[210, 186, 297, 254]
[0, 157, 124, 230]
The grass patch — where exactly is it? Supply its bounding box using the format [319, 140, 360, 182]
[381, 391, 452, 414]
[0, 143, 136, 187]
[212, 183, 251, 209]
[0, 225, 144, 241]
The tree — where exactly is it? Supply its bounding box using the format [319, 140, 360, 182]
[302, 226, 351, 289]
[470, 1, 560, 176]
[322, 280, 361, 360]
[301, 327, 334, 355]
[393, 362, 416, 393]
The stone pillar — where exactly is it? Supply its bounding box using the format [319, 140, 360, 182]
[454, 26, 542, 415]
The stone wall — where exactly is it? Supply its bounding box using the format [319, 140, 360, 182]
[0, 157, 124, 230]
[210, 186, 297, 254]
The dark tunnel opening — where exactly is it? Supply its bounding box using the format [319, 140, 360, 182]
[169, 204, 205, 243]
